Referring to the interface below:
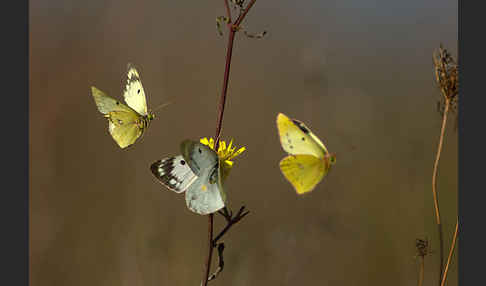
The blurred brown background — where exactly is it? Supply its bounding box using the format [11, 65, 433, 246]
[30, 0, 457, 285]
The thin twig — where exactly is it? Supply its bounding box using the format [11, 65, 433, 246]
[418, 256, 424, 286]
[214, 28, 235, 147]
[432, 99, 449, 224]
[440, 218, 459, 286]
[203, 213, 214, 286]
[203, 1, 257, 285]
[235, 0, 257, 26]
[415, 238, 429, 286]
[213, 206, 250, 244]
[208, 243, 226, 281]
[432, 97, 449, 284]
[224, 0, 232, 23]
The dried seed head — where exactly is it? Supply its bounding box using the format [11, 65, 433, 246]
[433, 45, 458, 103]
[415, 238, 430, 258]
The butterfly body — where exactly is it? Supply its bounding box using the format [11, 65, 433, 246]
[150, 140, 226, 215]
[276, 113, 336, 195]
[91, 63, 155, 149]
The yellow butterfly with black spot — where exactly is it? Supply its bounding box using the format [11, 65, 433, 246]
[276, 113, 336, 195]
[91, 63, 156, 149]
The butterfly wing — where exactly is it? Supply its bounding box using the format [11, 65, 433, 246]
[108, 114, 143, 148]
[123, 63, 148, 116]
[150, 155, 198, 193]
[92, 86, 135, 114]
[184, 167, 225, 215]
[180, 140, 217, 175]
[91, 86, 144, 148]
[276, 113, 328, 158]
[180, 140, 226, 215]
[279, 154, 330, 195]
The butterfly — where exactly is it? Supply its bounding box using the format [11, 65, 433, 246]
[91, 63, 155, 149]
[276, 113, 336, 195]
[150, 140, 226, 215]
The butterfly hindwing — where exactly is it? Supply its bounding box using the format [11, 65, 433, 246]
[276, 113, 328, 158]
[150, 155, 198, 193]
[91, 86, 146, 148]
[181, 140, 226, 214]
[185, 166, 225, 215]
[279, 154, 329, 195]
[108, 113, 143, 149]
[123, 63, 148, 116]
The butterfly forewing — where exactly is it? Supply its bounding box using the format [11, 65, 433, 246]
[123, 63, 148, 116]
[91, 86, 136, 114]
[150, 155, 198, 193]
[180, 140, 219, 176]
[276, 113, 327, 158]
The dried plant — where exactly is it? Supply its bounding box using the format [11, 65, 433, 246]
[441, 218, 458, 286]
[433, 45, 458, 106]
[428, 44, 458, 286]
[435, 45, 459, 130]
[415, 238, 431, 286]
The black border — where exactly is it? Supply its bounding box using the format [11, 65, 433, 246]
[3, 0, 28, 285]
[459, 1, 484, 285]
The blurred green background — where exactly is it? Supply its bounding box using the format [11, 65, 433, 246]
[30, 0, 457, 285]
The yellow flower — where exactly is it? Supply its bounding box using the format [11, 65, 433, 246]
[200, 137, 246, 181]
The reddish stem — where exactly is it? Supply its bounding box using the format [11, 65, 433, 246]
[203, 214, 214, 286]
[224, 0, 232, 23]
[203, 2, 257, 285]
[214, 28, 236, 148]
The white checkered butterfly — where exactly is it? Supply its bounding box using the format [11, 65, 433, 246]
[150, 140, 226, 215]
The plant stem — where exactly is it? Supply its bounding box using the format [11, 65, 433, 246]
[418, 256, 424, 286]
[432, 97, 449, 285]
[235, 0, 257, 27]
[213, 206, 249, 244]
[440, 218, 458, 286]
[203, 1, 257, 285]
[224, 0, 232, 22]
[214, 28, 236, 147]
[203, 214, 214, 286]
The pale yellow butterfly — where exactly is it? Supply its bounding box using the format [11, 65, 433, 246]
[91, 63, 160, 149]
[276, 113, 336, 194]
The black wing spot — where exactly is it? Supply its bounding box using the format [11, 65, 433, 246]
[137, 89, 140, 94]
[116, 101, 120, 105]
[198, 148, 202, 154]
[301, 137, 305, 141]
[180, 160, 186, 165]
[292, 119, 310, 134]
[290, 145, 293, 149]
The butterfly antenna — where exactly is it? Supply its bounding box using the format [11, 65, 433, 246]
[152, 101, 173, 113]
